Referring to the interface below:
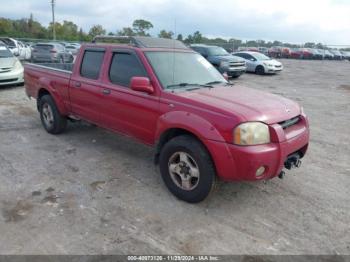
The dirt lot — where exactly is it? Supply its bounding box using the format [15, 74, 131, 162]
[0, 59, 349, 255]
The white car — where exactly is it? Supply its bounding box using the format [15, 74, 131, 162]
[0, 45, 24, 86]
[0, 37, 21, 57]
[233, 51, 283, 74]
[17, 41, 32, 60]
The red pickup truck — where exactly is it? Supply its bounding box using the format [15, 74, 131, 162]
[24, 36, 309, 203]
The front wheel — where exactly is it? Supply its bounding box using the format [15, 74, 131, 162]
[255, 65, 265, 75]
[39, 95, 67, 134]
[159, 135, 216, 203]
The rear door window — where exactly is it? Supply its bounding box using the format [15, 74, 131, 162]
[80, 50, 105, 80]
[109, 52, 147, 87]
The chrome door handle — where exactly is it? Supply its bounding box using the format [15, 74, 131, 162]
[102, 89, 111, 95]
[74, 81, 81, 88]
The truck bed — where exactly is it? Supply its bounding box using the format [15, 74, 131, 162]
[26, 63, 74, 73]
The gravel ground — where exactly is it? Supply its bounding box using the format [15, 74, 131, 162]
[0, 59, 349, 255]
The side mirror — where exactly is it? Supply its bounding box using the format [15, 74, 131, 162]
[130, 77, 154, 94]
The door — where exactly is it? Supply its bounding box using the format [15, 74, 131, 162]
[99, 50, 160, 144]
[69, 48, 105, 124]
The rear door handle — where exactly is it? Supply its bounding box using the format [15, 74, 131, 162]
[102, 88, 111, 95]
[74, 81, 81, 88]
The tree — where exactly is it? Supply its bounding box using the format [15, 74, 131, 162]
[117, 27, 135, 36]
[88, 24, 106, 38]
[132, 19, 153, 36]
[192, 31, 203, 43]
[177, 34, 183, 41]
[158, 30, 173, 39]
[304, 42, 316, 48]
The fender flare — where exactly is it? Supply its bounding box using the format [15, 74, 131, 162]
[155, 110, 226, 144]
[37, 77, 69, 115]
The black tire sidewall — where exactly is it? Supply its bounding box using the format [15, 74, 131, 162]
[39, 95, 66, 134]
[159, 136, 216, 203]
[256, 65, 265, 75]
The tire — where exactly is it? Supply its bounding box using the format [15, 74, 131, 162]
[39, 95, 67, 134]
[255, 65, 265, 75]
[159, 135, 216, 203]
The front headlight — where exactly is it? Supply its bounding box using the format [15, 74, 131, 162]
[263, 62, 273, 67]
[14, 60, 23, 70]
[220, 61, 229, 68]
[233, 122, 270, 145]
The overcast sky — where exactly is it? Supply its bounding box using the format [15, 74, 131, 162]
[1, 0, 350, 45]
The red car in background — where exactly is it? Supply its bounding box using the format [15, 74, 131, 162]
[290, 48, 303, 59]
[281, 47, 291, 58]
[300, 48, 314, 59]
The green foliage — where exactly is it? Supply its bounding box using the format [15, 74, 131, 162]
[132, 19, 153, 36]
[158, 30, 174, 39]
[88, 24, 106, 38]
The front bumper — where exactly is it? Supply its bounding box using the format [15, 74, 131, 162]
[205, 115, 309, 181]
[265, 65, 283, 74]
[0, 67, 24, 86]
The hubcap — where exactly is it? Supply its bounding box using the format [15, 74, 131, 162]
[168, 152, 200, 191]
[42, 103, 54, 128]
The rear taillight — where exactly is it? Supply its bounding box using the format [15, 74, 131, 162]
[50, 49, 57, 53]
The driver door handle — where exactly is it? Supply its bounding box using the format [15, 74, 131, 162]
[74, 81, 81, 88]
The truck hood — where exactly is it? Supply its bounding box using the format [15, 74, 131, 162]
[177, 85, 300, 124]
[213, 54, 245, 63]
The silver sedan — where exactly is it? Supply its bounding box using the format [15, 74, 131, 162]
[0, 45, 24, 86]
[233, 51, 283, 75]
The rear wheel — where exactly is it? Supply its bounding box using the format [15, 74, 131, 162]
[159, 135, 216, 203]
[39, 95, 67, 134]
[255, 65, 265, 75]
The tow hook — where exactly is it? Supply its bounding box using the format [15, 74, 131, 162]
[284, 153, 302, 170]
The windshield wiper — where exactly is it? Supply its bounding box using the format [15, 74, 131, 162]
[205, 81, 232, 86]
[166, 83, 213, 90]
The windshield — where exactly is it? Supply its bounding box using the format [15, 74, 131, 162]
[0, 48, 13, 58]
[253, 52, 271, 61]
[145, 51, 227, 90]
[207, 46, 229, 56]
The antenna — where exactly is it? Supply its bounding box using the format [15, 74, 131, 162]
[172, 18, 177, 86]
[51, 0, 56, 40]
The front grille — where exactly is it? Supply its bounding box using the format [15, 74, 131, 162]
[279, 116, 300, 129]
[229, 62, 245, 67]
[0, 78, 17, 83]
[0, 68, 12, 73]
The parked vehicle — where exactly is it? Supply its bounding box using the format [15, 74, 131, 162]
[17, 41, 32, 60]
[0, 37, 21, 56]
[65, 44, 80, 55]
[31, 43, 74, 63]
[24, 36, 309, 203]
[340, 51, 350, 61]
[258, 47, 269, 55]
[309, 49, 323, 60]
[233, 51, 283, 74]
[268, 46, 282, 58]
[300, 48, 314, 59]
[191, 44, 246, 78]
[329, 49, 343, 60]
[290, 48, 303, 59]
[0, 45, 24, 86]
[323, 50, 335, 60]
[281, 47, 291, 58]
